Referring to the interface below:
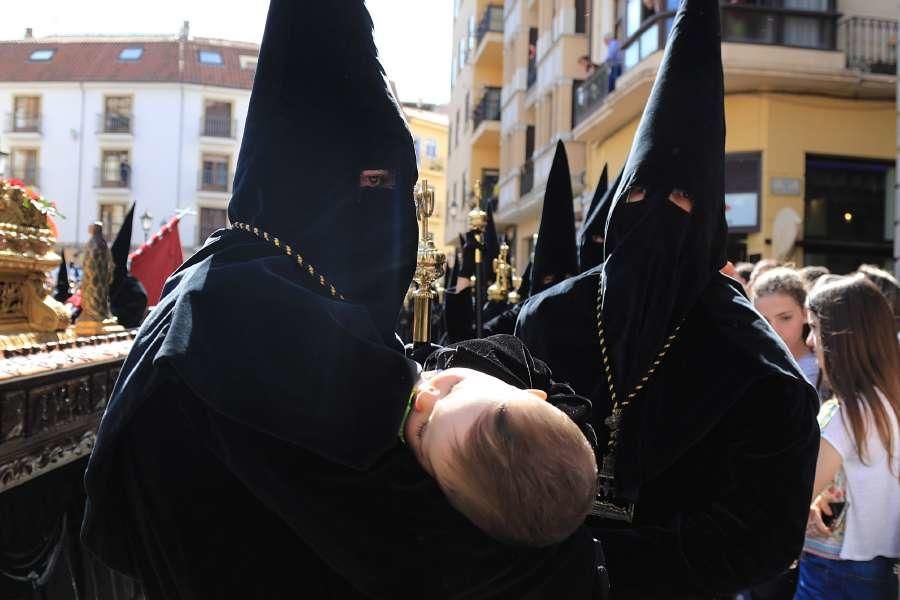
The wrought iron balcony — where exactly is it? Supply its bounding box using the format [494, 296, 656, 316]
[4, 113, 41, 134]
[472, 87, 502, 130]
[520, 160, 534, 196]
[839, 16, 897, 74]
[95, 166, 131, 189]
[573, 63, 612, 128]
[476, 5, 504, 47]
[97, 112, 133, 134]
[527, 58, 537, 90]
[201, 115, 236, 138]
[198, 169, 233, 193]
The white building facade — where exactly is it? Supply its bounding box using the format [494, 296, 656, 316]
[0, 33, 257, 250]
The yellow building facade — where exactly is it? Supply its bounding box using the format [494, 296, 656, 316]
[575, 1, 897, 272]
[403, 104, 450, 252]
[447, 0, 898, 273]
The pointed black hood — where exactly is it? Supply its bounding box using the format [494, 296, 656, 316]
[228, 0, 418, 340]
[110, 203, 135, 293]
[54, 250, 71, 303]
[578, 164, 622, 273]
[601, 0, 726, 401]
[517, 262, 532, 301]
[532, 141, 578, 295]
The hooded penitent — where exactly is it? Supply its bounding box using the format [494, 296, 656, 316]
[600, 0, 727, 400]
[531, 141, 578, 295]
[83, 0, 420, 579]
[516, 1, 818, 594]
[108, 203, 148, 328]
[54, 250, 71, 304]
[578, 164, 622, 273]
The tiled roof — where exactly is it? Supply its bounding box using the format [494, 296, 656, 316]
[0, 38, 258, 90]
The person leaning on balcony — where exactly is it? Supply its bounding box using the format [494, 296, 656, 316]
[604, 33, 623, 91]
[119, 157, 131, 187]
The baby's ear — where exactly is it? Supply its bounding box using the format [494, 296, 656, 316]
[524, 389, 548, 402]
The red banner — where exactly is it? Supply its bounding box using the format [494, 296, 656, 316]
[129, 216, 185, 305]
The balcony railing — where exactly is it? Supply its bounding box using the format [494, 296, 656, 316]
[4, 113, 41, 134]
[839, 16, 897, 74]
[97, 112, 133, 134]
[520, 160, 534, 196]
[198, 169, 233, 193]
[472, 87, 502, 130]
[9, 167, 39, 187]
[574, 63, 612, 127]
[95, 166, 131, 189]
[527, 58, 537, 90]
[576, 2, 843, 126]
[201, 116, 236, 138]
[476, 5, 504, 47]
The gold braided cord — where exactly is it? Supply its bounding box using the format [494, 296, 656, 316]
[596, 274, 682, 482]
[231, 222, 345, 300]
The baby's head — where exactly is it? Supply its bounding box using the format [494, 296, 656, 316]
[404, 368, 597, 547]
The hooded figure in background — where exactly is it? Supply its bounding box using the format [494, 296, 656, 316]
[54, 251, 71, 304]
[83, 2, 602, 598]
[577, 164, 622, 274]
[108, 203, 148, 328]
[531, 141, 578, 296]
[516, 1, 819, 597]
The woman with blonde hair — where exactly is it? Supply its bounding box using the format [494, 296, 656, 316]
[796, 274, 900, 599]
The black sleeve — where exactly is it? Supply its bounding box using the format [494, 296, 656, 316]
[425, 334, 598, 455]
[593, 376, 819, 596]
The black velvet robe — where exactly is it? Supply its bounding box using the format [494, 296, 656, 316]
[516, 270, 819, 599]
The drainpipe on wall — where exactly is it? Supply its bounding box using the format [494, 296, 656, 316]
[75, 81, 86, 246]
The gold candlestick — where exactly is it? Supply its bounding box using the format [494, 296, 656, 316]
[412, 180, 446, 345]
[487, 241, 513, 303]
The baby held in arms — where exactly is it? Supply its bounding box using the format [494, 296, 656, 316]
[402, 337, 599, 548]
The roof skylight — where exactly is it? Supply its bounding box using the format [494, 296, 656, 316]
[29, 49, 55, 62]
[198, 50, 223, 65]
[119, 47, 144, 61]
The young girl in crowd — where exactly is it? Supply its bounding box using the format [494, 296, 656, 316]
[795, 274, 900, 600]
[752, 267, 819, 387]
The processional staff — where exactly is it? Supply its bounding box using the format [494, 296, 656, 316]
[411, 179, 446, 350]
[467, 181, 488, 339]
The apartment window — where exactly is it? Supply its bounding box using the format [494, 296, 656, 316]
[104, 96, 132, 133]
[425, 139, 438, 160]
[199, 50, 224, 65]
[10, 149, 38, 186]
[199, 207, 228, 242]
[118, 47, 143, 61]
[201, 154, 230, 192]
[413, 137, 422, 164]
[28, 49, 55, 62]
[576, 0, 588, 34]
[100, 150, 131, 187]
[455, 110, 460, 147]
[203, 100, 233, 137]
[724, 152, 761, 233]
[99, 202, 127, 240]
[12, 96, 41, 132]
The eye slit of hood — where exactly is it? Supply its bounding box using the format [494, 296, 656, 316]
[625, 188, 646, 203]
[359, 169, 396, 189]
[668, 189, 693, 213]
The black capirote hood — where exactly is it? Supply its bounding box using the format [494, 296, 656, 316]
[578, 164, 622, 273]
[228, 0, 418, 341]
[532, 141, 578, 295]
[600, 0, 727, 399]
